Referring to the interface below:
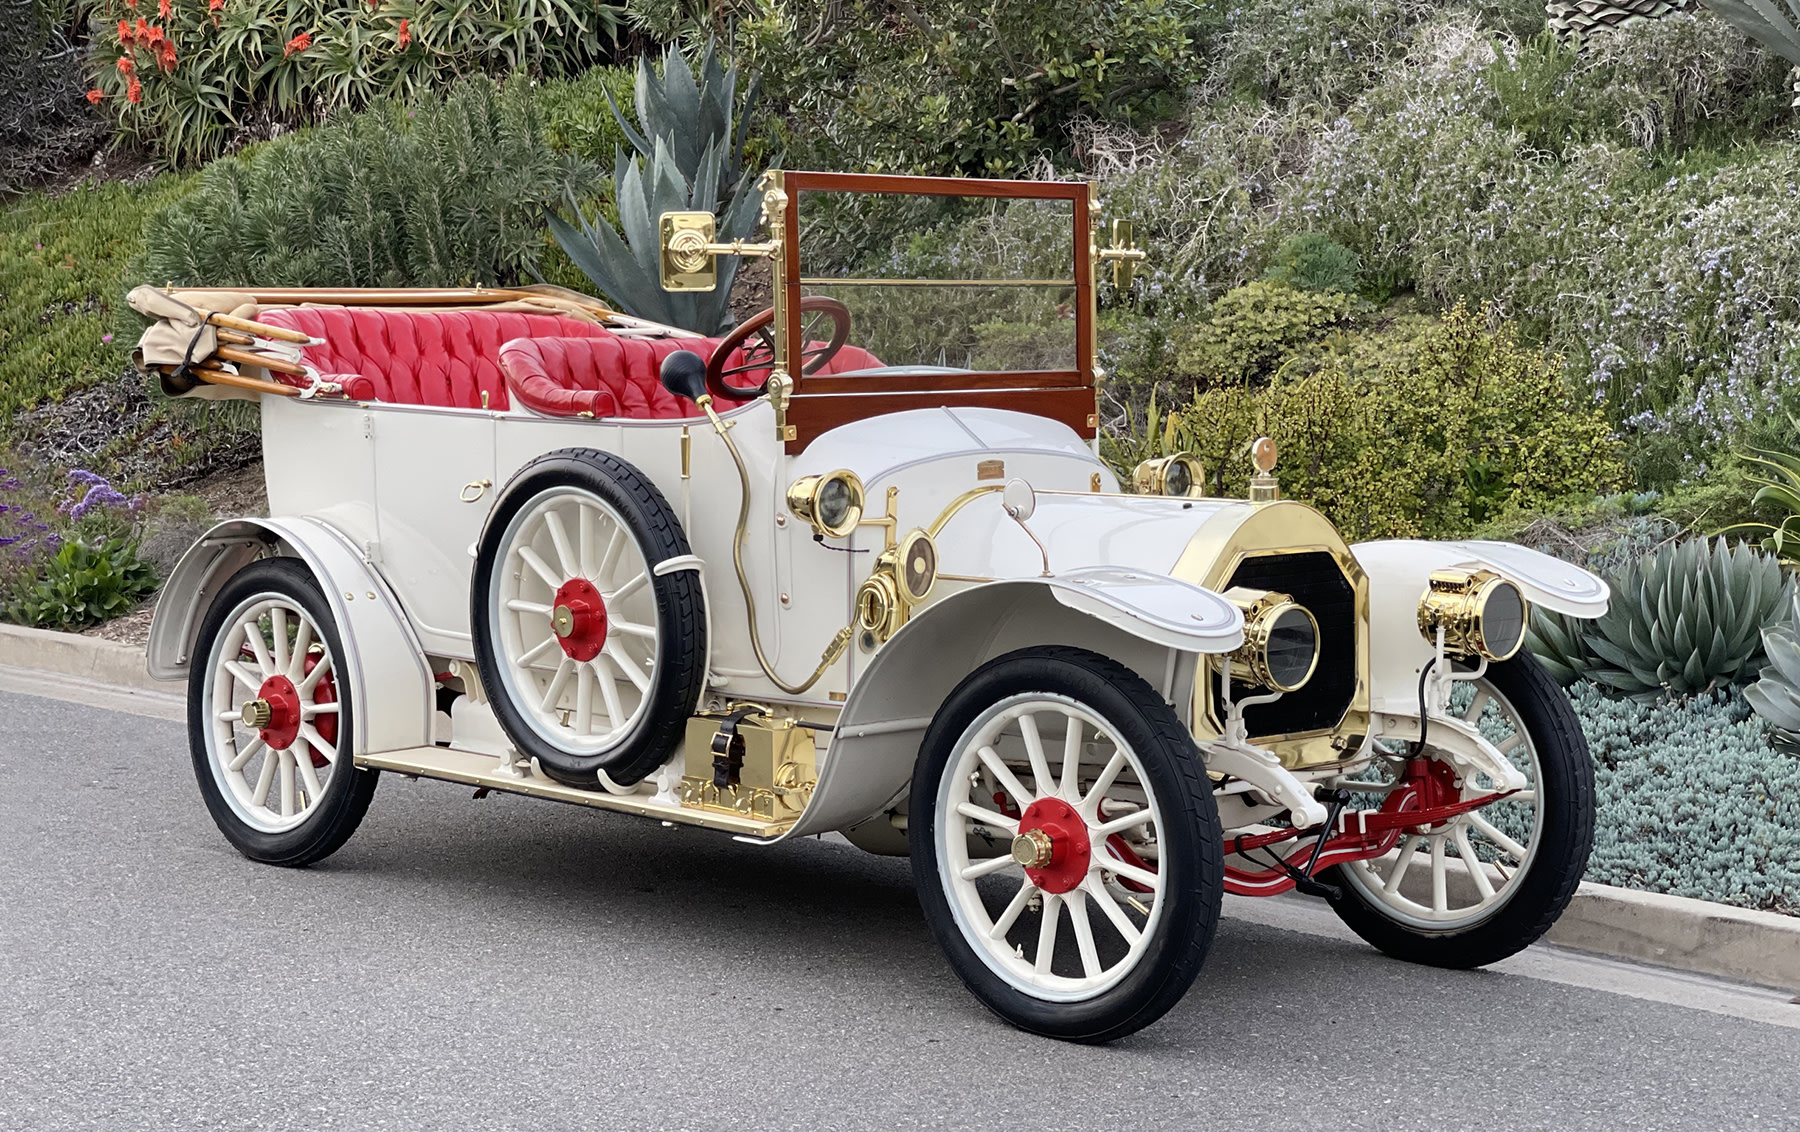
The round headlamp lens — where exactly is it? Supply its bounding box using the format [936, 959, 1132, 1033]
[818, 476, 854, 531]
[1479, 580, 1526, 660]
[1264, 605, 1319, 691]
[1164, 458, 1194, 498]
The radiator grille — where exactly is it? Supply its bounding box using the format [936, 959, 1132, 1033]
[1213, 551, 1359, 737]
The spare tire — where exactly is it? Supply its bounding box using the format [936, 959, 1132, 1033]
[471, 448, 706, 787]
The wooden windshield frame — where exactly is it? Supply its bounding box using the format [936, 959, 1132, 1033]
[775, 171, 1097, 454]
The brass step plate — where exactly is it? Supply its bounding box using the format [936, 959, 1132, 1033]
[355, 746, 794, 839]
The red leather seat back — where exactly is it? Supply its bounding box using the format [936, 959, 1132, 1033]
[254, 307, 615, 411]
[499, 335, 884, 421]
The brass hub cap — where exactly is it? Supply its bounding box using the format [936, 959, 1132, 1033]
[1010, 828, 1054, 868]
[240, 698, 273, 729]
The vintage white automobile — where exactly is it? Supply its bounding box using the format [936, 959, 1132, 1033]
[137, 171, 1609, 1041]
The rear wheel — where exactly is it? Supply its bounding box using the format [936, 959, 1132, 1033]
[910, 646, 1223, 1042]
[1323, 654, 1594, 968]
[188, 558, 377, 866]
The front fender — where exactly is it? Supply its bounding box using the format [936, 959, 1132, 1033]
[148, 517, 433, 755]
[779, 574, 1241, 839]
[1352, 538, 1608, 716]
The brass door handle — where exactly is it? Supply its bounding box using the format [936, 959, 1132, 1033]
[459, 479, 492, 503]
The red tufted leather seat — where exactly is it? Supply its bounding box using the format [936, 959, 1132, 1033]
[254, 307, 615, 411]
[499, 334, 884, 420]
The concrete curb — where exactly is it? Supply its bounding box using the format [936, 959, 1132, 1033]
[2, 622, 1797, 995]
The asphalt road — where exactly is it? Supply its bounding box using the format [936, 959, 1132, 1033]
[3, 686, 1799, 1132]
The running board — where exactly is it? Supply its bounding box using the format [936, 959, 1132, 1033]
[355, 745, 793, 839]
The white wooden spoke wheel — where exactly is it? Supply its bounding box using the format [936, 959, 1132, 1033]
[912, 647, 1222, 1042]
[1340, 677, 1543, 928]
[938, 694, 1168, 1001]
[204, 594, 343, 832]
[1324, 654, 1594, 968]
[473, 449, 706, 787]
[491, 487, 661, 756]
[186, 558, 378, 867]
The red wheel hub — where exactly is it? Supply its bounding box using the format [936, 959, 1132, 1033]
[248, 674, 301, 751]
[1011, 797, 1091, 895]
[550, 577, 608, 662]
[303, 652, 335, 767]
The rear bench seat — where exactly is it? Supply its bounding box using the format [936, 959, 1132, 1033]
[253, 305, 882, 421]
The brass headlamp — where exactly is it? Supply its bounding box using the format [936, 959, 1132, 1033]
[1224, 587, 1320, 693]
[1132, 452, 1204, 498]
[787, 469, 865, 538]
[1416, 568, 1530, 662]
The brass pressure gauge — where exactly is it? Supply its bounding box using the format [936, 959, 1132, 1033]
[897, 528, 938, 603]
[855, 572, 901, 641]
[1417, 569, 1530, 662]
[1224, 587, 1320, 693]
[787, 469, 865, 538]
[1132, 452, 1204, 498]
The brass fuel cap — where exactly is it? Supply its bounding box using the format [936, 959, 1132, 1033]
[240, 699, 273, 729]
[1010, 828, 1054, 869]
[551, 604, 575, 638]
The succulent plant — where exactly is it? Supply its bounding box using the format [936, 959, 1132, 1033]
[1545, 0, 1694, 38]
[1525, 605, 1596, 687]
[548, 40, 765, 334]
[1746, 589, 1800, 754]
[1581, 537, 1793, 699]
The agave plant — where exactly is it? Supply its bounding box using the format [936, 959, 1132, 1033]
[1546, 0, 1694, 37]
[1581, 537, 1793, 698]
[549, 39, 764, 333]
[1524, 605, 1596, 687]
[1745, 591, 1800, 754]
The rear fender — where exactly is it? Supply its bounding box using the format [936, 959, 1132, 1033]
[147, 517, 433, 755]
[779, 575, 1243, 839]
[1352, 538, 1609, 717]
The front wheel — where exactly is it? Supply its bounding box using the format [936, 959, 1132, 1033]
[910, 646, 1224, 1043]
[1323, 653, 1594, 968]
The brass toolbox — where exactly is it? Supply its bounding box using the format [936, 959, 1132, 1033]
[679, 714, 818, 822]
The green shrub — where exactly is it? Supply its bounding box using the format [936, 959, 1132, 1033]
[1261, 232, 1361, 294]
[1215, 0, 1433, 110]
[1746, 590, 1800, 755]
[538, 65, 638, 165]
[7, 536, 158, 629]
[1175, 281, 1355, 386]
[141, 78, 573, 289]
[1572, 681, 1800, 914]
[85, 0, 624, 166]
[749, 0, 1202, 176]
[1167, 305, 1625, 538]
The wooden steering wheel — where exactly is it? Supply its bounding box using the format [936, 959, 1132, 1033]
[706, 296, 851, 402]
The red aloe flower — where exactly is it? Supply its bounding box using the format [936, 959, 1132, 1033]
[116, 55, 135, 75]
[145, 24, 165, 45]
[284, 31, 311, 57]
[125, 0, 136, 8]
[155, 38, 177, 72]
[86, 88, 105, 104]
[118, 18, 133, 45]
[158, 0, 169, 18]
[396, 17, 410, 47]
[134, 18, 151, 40]
[126, 76, 142, 104]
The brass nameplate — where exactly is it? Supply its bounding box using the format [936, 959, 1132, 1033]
[977, 459, 1005, 481]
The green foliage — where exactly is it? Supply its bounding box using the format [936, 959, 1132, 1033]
[549, 42, 762, 332]
[0, 174, 196, 418]
[1703, 0, 1800, 67]
[142, 78, 572, 289]
[85, 0, 625, 166]
[1216, 0, 1433, 110]
[1166, 305, 1624, 538]
[1746, 590, 1800, 755]
[6, 536, 158, 629]
[1578, 538, 1793, 699]
[1572, 681, 1800, 914]
[1484, 30, 1584, 156]
[1261, 232, 1361, 294]
[538, 65, 638, 165]
[1176, 281, 1354, 386]
[1525, 605, 1595, 687]
[750, 0, 1202, 176]
[1729, 430, 1800, 566]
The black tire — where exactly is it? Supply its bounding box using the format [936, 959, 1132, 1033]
[471, 448, 705, 788]
[909, 646, 1224, 1043]
[188, 558, 379, 867]
[1322, 653, 1595, 968]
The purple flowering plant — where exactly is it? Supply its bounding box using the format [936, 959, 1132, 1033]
[2, 467, 157, 629]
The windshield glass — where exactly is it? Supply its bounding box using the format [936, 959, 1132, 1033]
[793, 190, 1079, 375]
